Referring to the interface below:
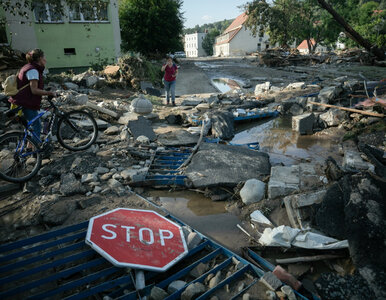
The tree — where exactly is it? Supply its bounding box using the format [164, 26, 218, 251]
[202, 28, 220, 56]
[243, 0, 340, 52]
[119, 0, 184, 57]
[316, 0, 385, 59]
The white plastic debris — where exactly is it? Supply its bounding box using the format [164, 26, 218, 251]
[250, 210, 273, 226]
[258, 225, 348, 249]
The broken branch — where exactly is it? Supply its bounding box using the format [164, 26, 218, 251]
[308, 101, 384, 118]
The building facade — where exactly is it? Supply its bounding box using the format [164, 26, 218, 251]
[1, 0, 121, 70]
[297, 39, 328, 54]
[214, 13, 270, 57]
[184, 32, 207, 57]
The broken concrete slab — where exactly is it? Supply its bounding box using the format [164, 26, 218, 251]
[185, 143, 270, 188]
[292, 113, 315, 135]
[157, 129, 199, 146]
[343, 150, 375, 172]
[181, 98, 203, 106]
[128, 116, 156, 141]
[211, 111, 235, 140]
[318, 86, 343, 104]
[268, 165, 300, 199]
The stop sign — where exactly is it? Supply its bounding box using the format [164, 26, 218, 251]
[86, 208, 188, 272]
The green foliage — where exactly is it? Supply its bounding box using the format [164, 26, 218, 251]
[244, 0, 341, 51]
[119, 0, 184, 58]
[183, 19, 233, 35]
[143, 60, 163, 86]
[202, 28, 220, 56]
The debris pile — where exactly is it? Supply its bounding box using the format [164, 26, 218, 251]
[0, 46, 25, 71]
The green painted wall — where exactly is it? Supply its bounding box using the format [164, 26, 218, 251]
[34, 22, 117, 69]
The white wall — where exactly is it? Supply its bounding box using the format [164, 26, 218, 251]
[184, 32, 207, 57]
[110, 0, 122, 60]
[229, 27, 267, 56]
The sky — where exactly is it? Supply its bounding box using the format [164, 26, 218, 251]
[181, 0, 247, 29]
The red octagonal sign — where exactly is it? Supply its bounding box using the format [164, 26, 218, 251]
[86, 208, 188, 272]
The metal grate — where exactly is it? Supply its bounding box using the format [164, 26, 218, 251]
[0, 214, 270, 300]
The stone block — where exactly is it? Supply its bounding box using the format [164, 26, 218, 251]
[292, 113, 315, 135]
[320, 109, 347, 127]
[150, 287, 168, 300]
[254, 82, 271, 96]
[259, 271, 282, 291]
[343, 150, 374, 172]
[181, 282, 206, 300]
[318, 86, 343, 104]
[268, 166, 300, 199]
[168, 280, 187, 294]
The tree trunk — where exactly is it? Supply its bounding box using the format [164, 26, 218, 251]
[316, 0, 385, 60]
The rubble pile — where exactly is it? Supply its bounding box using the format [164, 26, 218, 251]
[0, 45, 25, 71]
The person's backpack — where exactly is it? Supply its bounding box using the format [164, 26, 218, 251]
[2, 74, 29, 96]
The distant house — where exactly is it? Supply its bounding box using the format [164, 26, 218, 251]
[213, 13, 270, 57]
[297, 39, 328, 54]
[0, 0, 121, 70]
[184, 32, 207, 57]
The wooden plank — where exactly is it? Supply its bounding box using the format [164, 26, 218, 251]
[276, 254, 344, 264]
[308, 101, 384, 117]
[85, 102, 119, 119]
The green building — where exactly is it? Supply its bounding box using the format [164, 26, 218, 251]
[1, 0, 121, 71]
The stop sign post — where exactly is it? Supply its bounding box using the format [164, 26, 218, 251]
[86, 208, 188, 272]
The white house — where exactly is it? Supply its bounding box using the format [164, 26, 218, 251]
[184, 32, 207, 57]
[214, 13, 270, 57]
[297, 39, 328, 54]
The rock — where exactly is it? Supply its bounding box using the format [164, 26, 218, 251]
[292, 113, 315, 135]
[63, 82, 79, 90]
[242, 293, 250, 300]
[211, 111, 235, 140]
[95, 119, 109, 130]
[268, 165, 300, 199]
[286, 82, 306, 89]
[168, 280, 187, 294]
[128, 116, 156, 141]
[74, 94, 88, 105]
[318, 86, 343, 104]
[118, 112, 138, 125]
[130, 95, 153, 115]
[81, 173, 98, 184]
[187, 232, 203, 249]
[209, 271, 221, 288]
[195, 103, 211, 112]
[104, 126, 120, 135]
[240, 179, 265, 204]
[165, 114, 183, 125]
[343, 150, 374, 172]
[86, 75, 99, 87]
[121, 169, 138, 180]
[145, 87, 162, 97]
[59, 173, 85, 196]
[190, 262, 209, 278]
[254, 82, 271, 96]
[281, 285, 296, 300]
[108, 178, 123, 189]
[181, 282, 206, 300]
[95, 167, 110, 174]
[242, 79, 252, 88]
[181, 98, 203, 106]
[40, 198, 76, 225]
[150, 286, 169, 300]
[186, 143, 271, 188]
[136, 135, 150, 144]
[88, 89, 102, 96]
[325, 157, 345, 181]
[320, 109, 347, 127]
[158, 129, 199, 147]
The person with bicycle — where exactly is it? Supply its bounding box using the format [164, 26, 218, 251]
[9, 49, 56, 141]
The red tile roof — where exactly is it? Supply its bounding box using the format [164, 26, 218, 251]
[297, 39, 316, 50]
[224, 13, 248, 34]
[215, 13, 247, 46]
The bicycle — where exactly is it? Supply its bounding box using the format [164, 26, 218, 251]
[0, 96, 98, 183]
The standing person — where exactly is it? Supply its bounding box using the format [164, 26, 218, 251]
[9, 49, 55, 141]
[161, 56, 178, 106]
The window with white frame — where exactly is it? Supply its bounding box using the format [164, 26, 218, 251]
[69, 1, 108, 22]
[33, 2, 63, 23]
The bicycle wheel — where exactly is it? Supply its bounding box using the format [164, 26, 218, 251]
[57, 110, 98, 151]
[0, 131, 42, 183]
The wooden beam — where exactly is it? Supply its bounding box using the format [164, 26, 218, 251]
[308, 101, 384, 118]
[276, 254, 344, 264]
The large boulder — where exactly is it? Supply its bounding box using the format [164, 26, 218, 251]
[292, 113, 315, 135]
[240, 179, 266, 204]
[186, 143, 271, 188]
